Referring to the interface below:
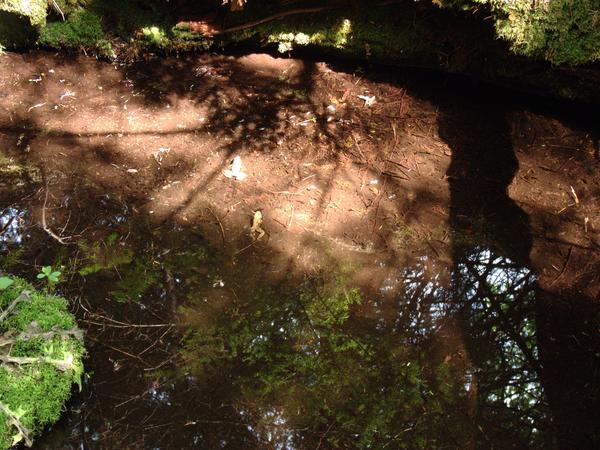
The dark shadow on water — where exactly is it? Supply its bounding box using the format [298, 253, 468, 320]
[438, 91, 600, 449]
[438, 91, 532, 264]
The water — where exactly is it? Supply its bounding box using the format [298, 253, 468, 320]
[0, 194, 589, 449]
[0, 51, 598, 449]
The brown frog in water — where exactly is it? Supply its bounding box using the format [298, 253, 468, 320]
[250, 210, 265, 240]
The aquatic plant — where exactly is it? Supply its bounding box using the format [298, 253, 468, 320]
[0, 276, 84, 449]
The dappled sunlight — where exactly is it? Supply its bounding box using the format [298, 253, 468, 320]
[0, 48, 599, 448]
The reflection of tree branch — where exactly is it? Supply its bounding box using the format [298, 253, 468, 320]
[464, 264, 541, 375]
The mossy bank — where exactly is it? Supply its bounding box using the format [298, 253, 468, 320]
[2, 0, 600, 103]
[0, 275, 84, 449]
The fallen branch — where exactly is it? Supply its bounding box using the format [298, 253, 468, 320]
[50, 0, 66, 21]
[0, 354, 74, 372]
[0, 400, 32, 447]
[206, 207, 226, 245]
[0, 327, 84, 347]
[209, 0, 406, 36]
[212, 6, 339, 35]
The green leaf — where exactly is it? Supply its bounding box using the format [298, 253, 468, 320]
[37, 273, 46, 279]
[42, 266, 52, 275]
[0, 276, 14, 290]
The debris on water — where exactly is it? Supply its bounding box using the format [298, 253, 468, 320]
[27, 102, 47, 112]
[358, 94, 376, 106]
[59, 91, 76, 100]
[570, 185, 579, 206]
[126, 168, 139, 174]
[223, 156, 247, 181]
[153, 147, 170, 164]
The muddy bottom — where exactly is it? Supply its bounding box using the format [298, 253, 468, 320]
[0, 50, 599, 449]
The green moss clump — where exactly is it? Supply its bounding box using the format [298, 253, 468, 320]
[0, 276, 84, 449]
[0, 0, 47, 26]
[439, 0, 600, 65]
[223, 7, 436, 64]
[38, 10, 110, 51]
[489, 0, 600, 65]
[141, 25, 169, 48]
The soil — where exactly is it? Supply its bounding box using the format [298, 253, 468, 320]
[0, 49, 599, 449]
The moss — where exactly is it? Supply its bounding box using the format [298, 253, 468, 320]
[0, 151, 41, 196]
[0, 276, 84, 449]
[38, 10, 111, 52]
[222, 6, 437, 65]
[0, 0, 47, 26]
[438, 0, 600, 66]
[140, 25, 169, 48]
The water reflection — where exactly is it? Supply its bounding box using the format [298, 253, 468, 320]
[0, 192, 592, 449]
[172, 247, 551, 449]
[0, 207, 25, 246]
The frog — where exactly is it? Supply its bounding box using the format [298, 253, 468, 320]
[250, 210, 265, 240]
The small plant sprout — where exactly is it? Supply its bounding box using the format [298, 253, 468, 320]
[37, 266, 62, 285]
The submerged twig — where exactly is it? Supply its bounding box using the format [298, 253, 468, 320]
[206, 207, 226, 245]
[569, 185, 580, 206]
[549, 246, 572, 287]
[41, 182, 70, 244]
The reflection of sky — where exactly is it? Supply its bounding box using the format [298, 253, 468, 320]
[381, 247, 544, 431]
[0, 207, 25, 246]
[244, 408, 296, 450]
